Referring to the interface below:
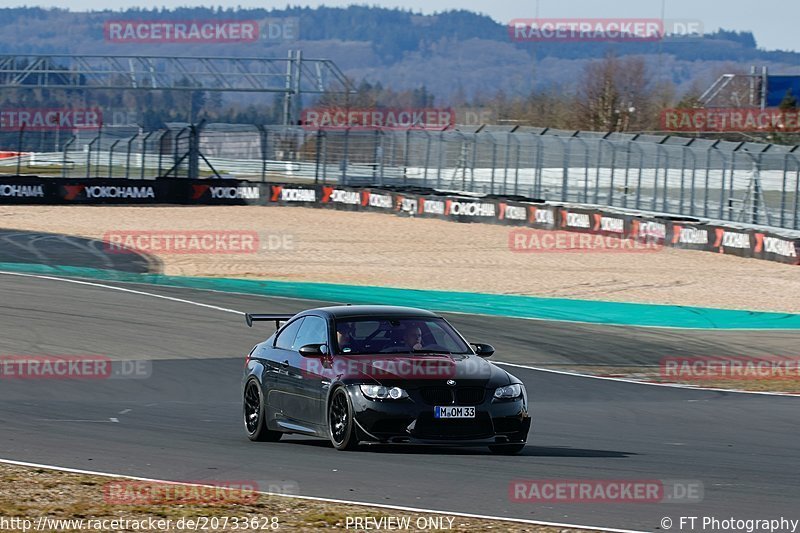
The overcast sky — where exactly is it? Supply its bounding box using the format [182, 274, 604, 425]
[1, 0, 798, 52]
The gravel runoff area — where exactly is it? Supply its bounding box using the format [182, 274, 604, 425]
[0, 462, 597, 533]
[0, 205, 798, 313]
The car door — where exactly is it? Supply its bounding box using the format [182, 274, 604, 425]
[269, 317, 304, 421]
[289, 315, 330, 427]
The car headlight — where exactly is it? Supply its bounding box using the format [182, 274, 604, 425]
[359, 385, 409, 400]
[494, 383, 523, 400]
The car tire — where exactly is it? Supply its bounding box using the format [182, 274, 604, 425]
[244, 379, 282, 442]
[488, 442, 526, 455]
[328, 387, 360, 451]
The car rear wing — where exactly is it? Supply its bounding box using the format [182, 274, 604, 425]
[245, 313, 295, 328]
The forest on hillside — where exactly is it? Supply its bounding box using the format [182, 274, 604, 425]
[1, 6, 799, 137]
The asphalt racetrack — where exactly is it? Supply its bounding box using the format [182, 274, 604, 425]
[1, 271, 799, 531]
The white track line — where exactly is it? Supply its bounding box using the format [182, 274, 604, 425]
[0, 458, 643, 533]
[0, 270, 242, 315]
[494, 362, 800, 398]
[2, 271, 798, 401]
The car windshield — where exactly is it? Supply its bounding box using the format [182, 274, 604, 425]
[333, 317, 471, 355]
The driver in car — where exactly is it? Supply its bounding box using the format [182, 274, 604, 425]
[403, 326, 424, 351]
[336, 322, 356, 353]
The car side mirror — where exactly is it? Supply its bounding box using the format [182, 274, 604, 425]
[471, 343, 495, 358]
[299, 343, 328, 357]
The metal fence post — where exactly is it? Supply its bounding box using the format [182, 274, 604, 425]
[678, 146, 687, 214]
[502, 131, 512, 195]
[532, 133, 544, 198]
[470, 132, 479, 192]
[635, 144, 646, 210]
[594, 137, 610, 205]
[95, 124, 103, 178]
[683, 147, 697, 216]
[651, 144, 661, 212]
[157, 129, 170, 178]
[389, 131, 398, 171]
[706, 141, 720, 218]
[622, 140, 633, 208]
[423, 130, 432, 188]
[752, 154, 762, 225]
[718, 151, 730, 220]
[86, 133, 101, 179]
[372, 129, 380, 183]
[125, 134, 138, 180]
[510, 133, 521, 196]
[16, 125, 25, 176]
[341, 128, 350, 184]
[599, 138, 617, 205]
[437, 131, 444, 189]
[657, 143, 669, 213]
[141, 131, 156, 180]
[377, 130, 386, 186]
[489, 133, 498, 195]
[567, 133, 589, 204]
[314, 130, 322, 184]
[61, 135, 76, 179]
[108, 139, 121, 178]
[257, 125, 268, 182]
[552, 136, 569, 202]
[403, 129, 410, 187]
[321, 130, 328, 184]
[173, 127, 188, 175]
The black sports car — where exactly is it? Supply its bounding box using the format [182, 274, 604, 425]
[242, 305, 531, 453]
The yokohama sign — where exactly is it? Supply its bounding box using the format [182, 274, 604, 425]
[528, 207, 556, 227]
[671, 225, 709, 246]
[499, 203, 527, 221]
[322, 187, 360, 205]
[191, 184, 260, 201]
[361, 191, 393, 209]
[0, 184, 44, 198]
[714, 228, 751, 251]
[561, 211, 592, 229]
[62, 185, 156, 201]
[270, 185, 316, 202]
[420, 198, 446, 215]
[446, 200, 496, 217]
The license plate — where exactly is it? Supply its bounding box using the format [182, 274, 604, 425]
[434, 406, 476, 419]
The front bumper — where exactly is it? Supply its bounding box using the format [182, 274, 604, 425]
[346, 384, 531, 445]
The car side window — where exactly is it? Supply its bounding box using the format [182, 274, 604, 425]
[292, 316, 328, 350]
[275, 318, 304, 350]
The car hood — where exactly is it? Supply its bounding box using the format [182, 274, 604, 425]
[322, 352, 509, 387]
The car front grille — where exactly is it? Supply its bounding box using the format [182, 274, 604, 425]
[455, 387, 484, 405]
[420, 387, 453, 405]
[420, 386, 485, 406]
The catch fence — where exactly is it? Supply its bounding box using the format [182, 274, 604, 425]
[2, 123, 798, 230]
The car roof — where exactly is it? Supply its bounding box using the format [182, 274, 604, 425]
[307, 305, 440, 319]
